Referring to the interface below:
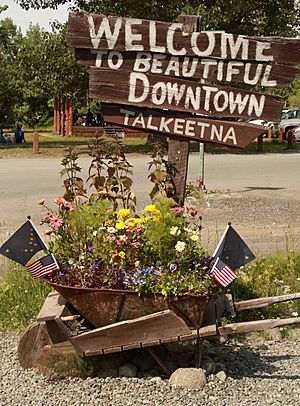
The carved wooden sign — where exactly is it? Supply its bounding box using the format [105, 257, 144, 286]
[101, 103, 265, 148]
[89, 67, 282, 121]
[68, 12, 300, 147]
[75, 49, 300, 88]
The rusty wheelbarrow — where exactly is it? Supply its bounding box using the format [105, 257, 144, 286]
[18, 283, 300, 375]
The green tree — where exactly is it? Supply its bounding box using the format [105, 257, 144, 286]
[16, 23, 88, 127]
[0, 18, 22, 127]
[17, 0, 300, 35]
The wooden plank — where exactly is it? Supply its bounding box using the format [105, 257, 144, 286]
[168, 138, 189, 205]
[72, 310, 191, 356]
[218, 317, 300, 336]
[234, 292, 300, 311]
[75, 49, 300, 88]
[68, 12, 300, 65]
[36, 292, 67, 322]
[101, 103, 266, 148]
[89, 68, 283, 121]
[141, 339, 161, 348]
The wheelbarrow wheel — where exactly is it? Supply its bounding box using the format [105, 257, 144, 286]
[18, 321, 52, 369]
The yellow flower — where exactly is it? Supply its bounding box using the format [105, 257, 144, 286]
[118, 208, 130, 218]
[170, 226, 181, 236]
[116, 221, 125, 230]
[119, 251, 125, 259]
[125, 220, 135, 228]
[190, 234, 199, 241]
[144, 204, 160, 215]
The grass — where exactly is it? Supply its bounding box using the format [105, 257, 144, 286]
[232, 251, 300, 321]
[1, 130, 300, 158]
[0, 261, 51, 332]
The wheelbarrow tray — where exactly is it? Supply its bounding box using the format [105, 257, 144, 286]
[47, 281, 210, 329]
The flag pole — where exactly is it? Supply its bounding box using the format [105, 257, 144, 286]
[27, 216, 60, 269]
[212, 222, 231, 258]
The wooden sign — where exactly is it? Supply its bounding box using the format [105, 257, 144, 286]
[101, 103, 265, 148]
[90, 67, 283, 121]
[68, 12, 300, 64]
[75, 49, 300, 88]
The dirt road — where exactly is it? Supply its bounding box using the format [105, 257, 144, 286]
[0, 152, 299, 256]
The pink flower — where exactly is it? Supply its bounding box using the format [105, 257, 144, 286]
[62, 203, 75, 212]
[132, 241, 141, 248]
[50, 215, 63, 228]
[40, 214, 51, 224]
[114, 240, 122, 246]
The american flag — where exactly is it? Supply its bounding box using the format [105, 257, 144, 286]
[211, 257, 237, 287]
[26, 254, 59, 278]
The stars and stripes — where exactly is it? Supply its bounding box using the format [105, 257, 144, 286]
[211, 257, 237, 287]
[26, 254, 59, 278]
[0, 219, 60, 279]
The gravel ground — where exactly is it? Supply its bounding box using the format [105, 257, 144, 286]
[194, 192, 300, 257]
[1, 334, 300, 405]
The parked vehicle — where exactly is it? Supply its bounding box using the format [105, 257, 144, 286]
[247, 119, 275, 137]
[287, 125, 300, 142]
[279, 108, 300, 139]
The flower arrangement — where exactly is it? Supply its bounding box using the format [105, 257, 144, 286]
[38, 138, 219, 297]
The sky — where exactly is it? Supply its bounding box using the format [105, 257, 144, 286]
[0, 0, 74, 33]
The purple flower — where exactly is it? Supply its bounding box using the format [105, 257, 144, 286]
[86, 246, 94, 254]
[169, 263, 177, 271]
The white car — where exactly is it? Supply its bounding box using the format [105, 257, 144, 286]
[279, 108, 300, 139]
[291, 126, 300, 141]
[247, 119, 275, 136]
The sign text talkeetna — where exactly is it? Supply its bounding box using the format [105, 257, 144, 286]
[101, 103, 265, 148]
[68, 12, 300, 148]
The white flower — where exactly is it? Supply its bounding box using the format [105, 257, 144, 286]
[107, 226, 117, 233]
[175, 241, 186, 252]
[92, 230, 98, 236]
[292, 312, 298, 317]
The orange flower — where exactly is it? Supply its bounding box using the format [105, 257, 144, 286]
[44, 229, 53, 236]
[37, 199, 45, 205]
[55, 197, 65, 205]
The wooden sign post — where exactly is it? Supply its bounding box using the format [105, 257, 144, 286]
[167, 15, 199, 205]
[68, 11, 300, 204]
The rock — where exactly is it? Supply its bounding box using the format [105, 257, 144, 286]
[119, 363, 138, 378]
[169, 368, 206, 389]
[216, 371, 227, 382]
[149, 377, 165, 384]
[97, 368, 118, 378]
[265, 328, 282, 341]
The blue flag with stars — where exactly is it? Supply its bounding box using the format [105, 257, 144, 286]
[0, 220, 47, 266]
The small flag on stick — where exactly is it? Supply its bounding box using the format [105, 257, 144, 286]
[211, 257, 237, 287]
[26, 254, 59, 278]
[213, 224, 255, 270]
[0, 220, 47, 266]
[0, 219, 59, 278]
